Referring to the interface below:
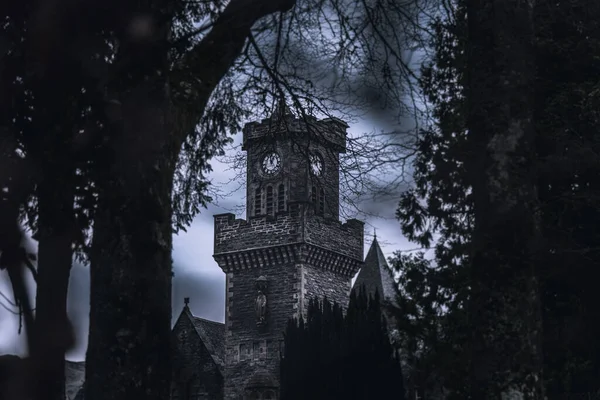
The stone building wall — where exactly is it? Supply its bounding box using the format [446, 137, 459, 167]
[215, 110, 363, 400]
[222, 264, 299, 400]
[171, 312, 223, 400]
[213, 210, 363, 261]
[214, 208, 364, 400]
[301, 264, 353, 311]
[303, 217, 364, 260]
[243, 113, 347, 221]
[214, 213, 301, 254]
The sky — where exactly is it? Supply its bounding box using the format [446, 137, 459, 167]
[0, 117, 418, 362]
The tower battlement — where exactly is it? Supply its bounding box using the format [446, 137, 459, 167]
[242, 113, 348, 152]
[213, 207, 364, 263]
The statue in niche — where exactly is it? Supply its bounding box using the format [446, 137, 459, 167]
[255, 276, 268, 327]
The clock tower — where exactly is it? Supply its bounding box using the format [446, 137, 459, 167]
[213, 103, 364, 400]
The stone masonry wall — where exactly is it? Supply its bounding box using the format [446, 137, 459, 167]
[214, 214, 301, 255]
[172, 312, 223, 399]
[301, 264, 353, 313]
[223, 264, 299, 400]
[243, 112, 347, 221]
[214, 212, 363, 262]
[215, 197, 364, 400]
[304, 217, 363, 260]
[242, 115, 347, 152]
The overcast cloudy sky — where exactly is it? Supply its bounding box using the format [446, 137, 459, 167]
[0, 115, 417, 361]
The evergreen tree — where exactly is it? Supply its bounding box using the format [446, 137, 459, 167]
[396, 0, 600, 397]
[281, 288, 404, 400]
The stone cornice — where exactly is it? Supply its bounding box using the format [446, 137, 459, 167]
[213, 243, 362, 277]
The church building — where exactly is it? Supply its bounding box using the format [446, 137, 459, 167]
[170, 105, 398, 400]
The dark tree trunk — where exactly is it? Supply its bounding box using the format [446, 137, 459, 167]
[84, 1, 296, 399]
[27, 45, 79, 400]
[85, 106, 176, 400]
[85, 77, 176, 400]
[84, 4, 177, 399]
[32, 168, 75, 400]
[466, 0, 544, 399]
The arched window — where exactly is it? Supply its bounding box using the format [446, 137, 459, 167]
[266, 186, 274, 215]
[277, 184, 285, 213]
[254, 188, 262, 216]
[318, 187, 325, 216]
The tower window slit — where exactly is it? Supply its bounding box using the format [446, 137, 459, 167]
[278, 184, 285, 212]
[254, 188, 262, 216]
[319, 187, 325, 216]
[266, 186, 274, 215]
[311, 186, 317, 206]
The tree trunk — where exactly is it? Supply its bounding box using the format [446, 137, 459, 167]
[85, 73, 176, 400]
[466, 0, 544, 399]
[32, 167, 75, 400]
[27, 47, 78, 400]
[84, 1, 296, 399]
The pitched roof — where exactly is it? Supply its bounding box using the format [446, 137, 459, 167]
[173, 304, 226, 373]
[189, 315, 225, 371]
[353, 237, 398, 307]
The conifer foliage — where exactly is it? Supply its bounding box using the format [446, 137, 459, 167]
[280, 288, 404, 400]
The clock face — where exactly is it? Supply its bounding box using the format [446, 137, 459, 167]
[261, 152, 281, 176]
[310, 153, 323, 176]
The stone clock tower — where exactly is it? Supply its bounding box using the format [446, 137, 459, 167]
[212, 104, 364, 400]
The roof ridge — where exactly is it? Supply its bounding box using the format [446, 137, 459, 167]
[192, 315, 224, 326]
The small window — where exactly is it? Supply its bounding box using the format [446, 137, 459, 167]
[277, 184, 285, 212]
[254, 188, 262, 216]
[310, 186, 316, 205]
[318, 187, 325, 216]
[266, 186, 274, 215]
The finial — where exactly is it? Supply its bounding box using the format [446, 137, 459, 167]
[374, 228, 377, 240]
[184, 297, 190, 306]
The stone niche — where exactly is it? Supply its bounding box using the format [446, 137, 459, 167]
[255, 276, 268, 328]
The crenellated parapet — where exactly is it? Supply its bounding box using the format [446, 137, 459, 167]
[213, 207, 364, 276]
[242, 113, 348, 152]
